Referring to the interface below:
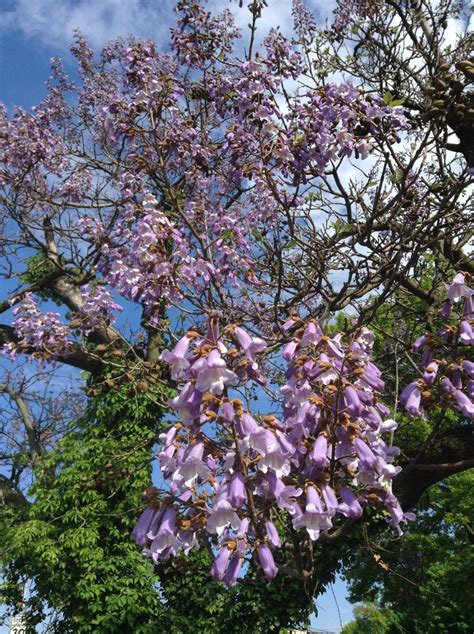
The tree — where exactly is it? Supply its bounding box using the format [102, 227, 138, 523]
[341, 602, 394, 634]
[0, 0, 473, 631]
[343, 470, 474, 634]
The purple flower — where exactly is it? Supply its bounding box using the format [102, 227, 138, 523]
[423, 361, 439, 385]
[283, 340, 298, 361]
[160, 335, 190, 379]
[234, 326, 266, 364]
[400, 382, 423, 417]
[463, 360, 474, 378]
[170, 382, 203, 425]
[338, 487, 363, 518]
[195, 349, 238, 395]
[311, 434, 329, 469]
[412, 335, 427, 352]
[300, 321, 323, 347]
[292, 486, 332, 540]
[223, 555, 243, 587]
[207, 500, 241, 536]
[211, 545, 232, 581]
[265, 520, 281, 548]
[459, 320, 474, 345]
[447, 273, 473, 303]
[354, 438, 378, 469]
[172, 441, 211, 489]
[454, 390, 474, 420]
[229, 472, 247, 507]
[344, 385, 364, 418]
[265, 472, 302, 515]
[131, 506, 159, 547]
[257, 544, 278, 580]
[149, 507, 179, 555]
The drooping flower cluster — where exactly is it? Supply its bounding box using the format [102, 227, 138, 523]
[75, 285, 123, 335]
[332, 0, 382, 32]
[2, 293, 70, 362]
[400, 273, 474, 421]
[133, 317, 412, 585]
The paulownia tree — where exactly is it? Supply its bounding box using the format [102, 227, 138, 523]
[0, 0, 472, 631]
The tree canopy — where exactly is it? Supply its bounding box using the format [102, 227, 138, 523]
[0, 0, 472, 631]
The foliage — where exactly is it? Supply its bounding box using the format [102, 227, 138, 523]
[341, 602, 395, 634]
[343, 471, 474, 634]
[1, 379, 170, 633]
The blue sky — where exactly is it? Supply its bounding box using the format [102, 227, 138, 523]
[0, 0, 358, 630]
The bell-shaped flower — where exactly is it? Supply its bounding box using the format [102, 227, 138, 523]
[292, 486, 332, 540]
[221, 401, 235, 421]
[423, 361, 439, 385]
[354, 438, 378, 469]
[223, 555, 243, 587]
[257, 544, 278, 580]
[234, 326, 266, 365]
[447, 273, 473, 303]
[236, 412, 259, 437]
[310, 353, 338, 384]
[310, 434, 329, 469]
[338, 487, 363, 518]
[149, 507, 180, 555]
[229, 472, 247, 507]
[265, 520, 281, 548]
[170, 381, 203, 425]
[344, 385, 364, 418]
[283, 340, 298, 362]
[264, 472, 302, 515]
[260, 450, 291, 479]
[454, 390, 474, 420]
[440, 376, 456, 394]
[321, 484, 338, 516]
[459, 320, 474, 345]
[132, 506, 160, 547]
[376, 460, 402, 488]
[281, 316, 298, 333]
[160, 335, 190, 379]
[158, 444, 177, 473]
[206, 500, 241, 536]
[400, 382, 423, 417]
[467, 380, 474, 400]
[195, 349, 238, 395]
[359, 362, 384, 392]
[380, 419, 397, 434]
[441, 303, 452, 319]
[211, 545, 232, 581]
[463, 360, 474, 378]
[463, 296, 474, 319]
[413, 334, 428, 352]
[300, 321, 323, 347]
[178, 529, 198, 555]
[172, 441, 211, 489]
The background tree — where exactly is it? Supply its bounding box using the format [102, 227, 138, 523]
[343, 471, 474, 634]
[0, 0, 472, 631]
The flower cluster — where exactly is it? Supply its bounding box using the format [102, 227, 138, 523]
[332, 0, 382, 32]
[400, 273, 474, 421]
[75, 285, 123, 335]
[133, 317, 412, 585]
[2, 293, 70, 362]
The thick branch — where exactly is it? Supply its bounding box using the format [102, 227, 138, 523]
[0, 324, 102, 375]
[0, 384, 41, 460]
[394, 426, 474, 508]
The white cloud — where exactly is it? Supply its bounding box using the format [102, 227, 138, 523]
[0, 0, 338, 54]
[0, 0, 177, 51]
